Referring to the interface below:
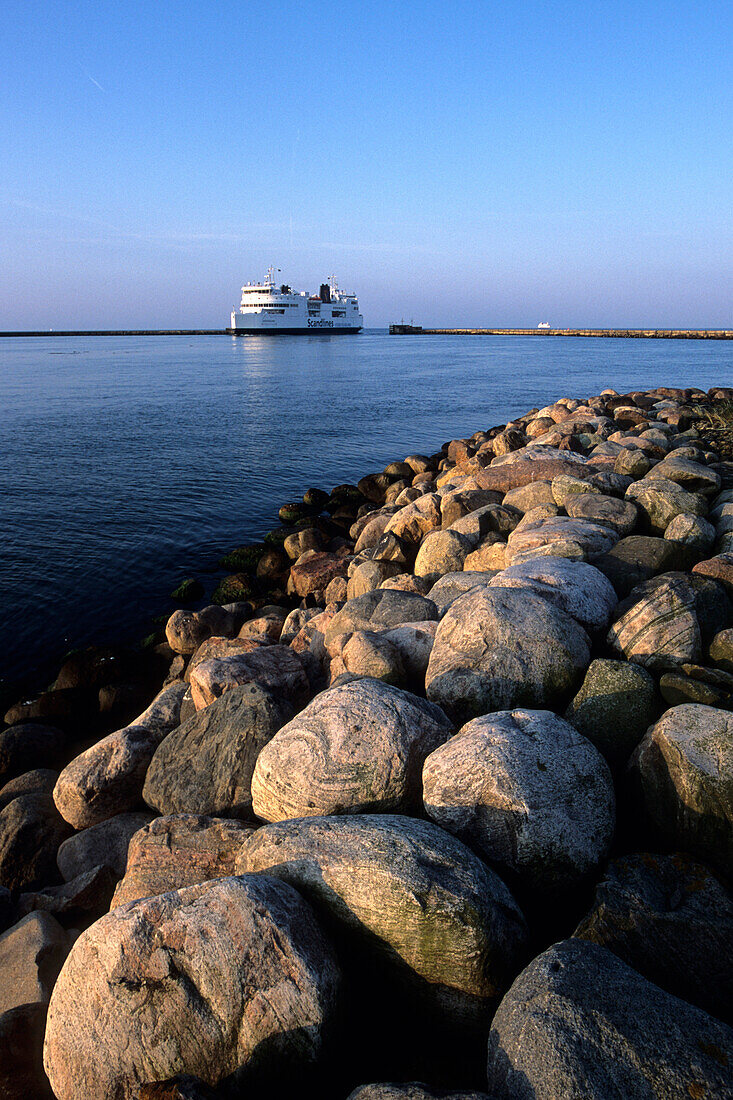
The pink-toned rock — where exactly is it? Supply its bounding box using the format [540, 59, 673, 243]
[380, 573, 433, 595]
[335, 631, 406, 685]
[385, 494, 442, 544]
[110, 815, 252, 907]
[471, 458, 599, 495]
[607, 574, 702, 670]
[189, 645, 310, 710]
[238, 611, 287, 642]
[165, 611, 211, 656]
[505, 515, 618, 565]
[692, 553, 733, 596]
[289, 552, 350, 597]
[43, 875, 341, 1099]
[187, 635, 267, 679]
[251, 678, 451, 822]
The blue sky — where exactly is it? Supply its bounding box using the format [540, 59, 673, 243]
[1, 0, 731, 328]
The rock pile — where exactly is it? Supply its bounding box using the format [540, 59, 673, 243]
[2, 384, 733, 1098]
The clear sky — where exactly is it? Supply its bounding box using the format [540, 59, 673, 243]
[2, 0, 731, 329]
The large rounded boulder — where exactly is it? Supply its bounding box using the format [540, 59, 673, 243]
[564, 658, 660, 766]
[53, 683, 187, 830]
[143, 683, 291, 819]
[628, 702, 733, 876]
[236, 814, 527, 1022]
[0, 793, 73, 892]
[43, 875, 341, 1099]
[574, 851, 733, 1023]
[425, 588, 590, 723]
[488, 556, 617, 632]
[251, 678, 452, 822]
[422, 710, 615, 896]
[486, 939, 733, 1099]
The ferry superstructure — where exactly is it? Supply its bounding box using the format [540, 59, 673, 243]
[228, 268, 363, 334]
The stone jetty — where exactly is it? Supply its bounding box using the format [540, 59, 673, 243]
[2, 384, 733, 1099]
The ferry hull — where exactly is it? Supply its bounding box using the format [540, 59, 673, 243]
[227, 326, 362, 336]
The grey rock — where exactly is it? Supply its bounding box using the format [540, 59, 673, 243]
[614, 447, 650, 478]
[607, 572, 702, 670]
[550, 473, 600, 507]
[628, 702, 733, 877]
[0, 1002, 54, 1100]
[649, 454, 721, 497]
[486, 939, 733, 1100]
[564, 658, 660, 766]
[593, 534, 683, 597]
[53, 683, 188, 829]
[143, 683, 290, 820]
[710, 626, 733, 672]
[333, 630, 406, 686]
[236, 814, 527, 1022]
[440, 487, 504, 527]
[489, 557, 617, 632]
[626, 475, 708, 532]
[447, 503, 520, 541]
[165, 610, 211, 656]
[380, 622, 438, 683]
[664, 512, 716, 560]
[0, 768, 59, 811]
[428, 571, 496, 615]
[425, 587, 590, 723]
[324, 590, 439, 646]
[414, 530, 473, 580]
[502, 480, 555, 512]
[188, 645, 310, 711]
[280, 607, 321, 646]
[251, 678, 451, 821]
[56, 811, 154, 881]
[505, 515, 618, 565]
[18, 864, 116, 923]
[348, 560, 403, 599]
[0, 724, 66, 786]
[423, 710, 614, 895]
[564, 492, 639, 536]
[574, 851, 733, 1022]
[0, 884, 12, 934]
[43, 875, 341, 1100]
[347, 1085, 493, 1099]
[0, 793, 73, 892]
[0, 911, 70, 1014]
[384, 494, 442, 544]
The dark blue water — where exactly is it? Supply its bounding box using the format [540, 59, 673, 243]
[1, 331, 731, 687]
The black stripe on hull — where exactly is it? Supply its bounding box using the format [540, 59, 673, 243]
[227, 326, 362, 336]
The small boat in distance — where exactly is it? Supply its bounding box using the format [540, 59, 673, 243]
[228, 268, 363, 335]
[537, 321, 551, 330]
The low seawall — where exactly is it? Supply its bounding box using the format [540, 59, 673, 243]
[389, 324, 733, 339]
[0, 329, 227, 337]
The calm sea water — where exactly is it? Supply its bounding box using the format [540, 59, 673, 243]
[2, 331, 731, 689]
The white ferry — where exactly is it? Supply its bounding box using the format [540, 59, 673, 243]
[228, 268, 363, 334]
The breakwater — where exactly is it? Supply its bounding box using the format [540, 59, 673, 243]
[0, 329, 227, 337]
[2, 381, 733, 1098]
[389, 323, 733, 338]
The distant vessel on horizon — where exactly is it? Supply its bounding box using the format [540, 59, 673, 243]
[228, 268, 363, 335]
[537, 321, 551, 329]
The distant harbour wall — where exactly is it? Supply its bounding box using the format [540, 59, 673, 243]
[389, 324, 733, 338]
[0, 329, 227, 337]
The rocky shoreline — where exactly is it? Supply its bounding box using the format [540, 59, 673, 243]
[1, 383, 733, 1099]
